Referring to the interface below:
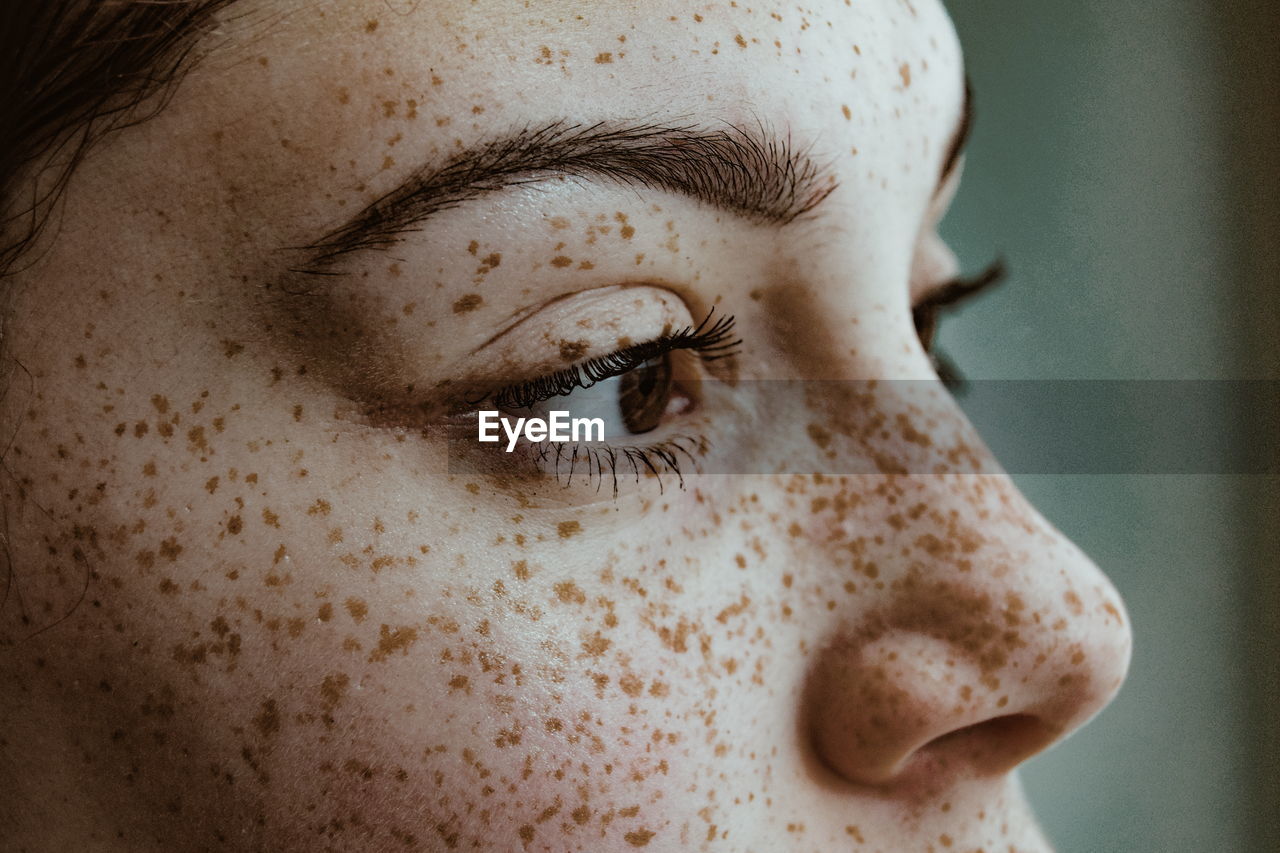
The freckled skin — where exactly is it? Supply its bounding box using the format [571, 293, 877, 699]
[0, 2, 1131, 852]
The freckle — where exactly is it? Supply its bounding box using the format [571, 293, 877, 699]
[625, 829, 655, 846]
[273, 544, 287, 565]
[381, 155, 395, 170]
[518, 825, 534, 844]
[550, 255, 573, 268]
[806, 423, 832, 449]
[158, 537, 182, 562]
[453, 293, 483, 313]
[557, 520, 582, 539]
[227, 515, 243, 535]
[558, 340, 589, 362]
[262, 508, 280, 528]
[337, 87, 350, 105]
[186, 426, 208, 454]
[253, 699, 280, 737]
[555, 581, 586, 604]
[364, 19, 379, 33]
[735, 33, 747, 49]
[406, 99, 418, 119]
[318, 602, 333, 622]
[595, 52, 613, 63]
[899, 62, 912, 87]
[151, 395, 169, 414]
[345, 597, 368, 623]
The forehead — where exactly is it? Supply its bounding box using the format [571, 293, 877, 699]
[211, 0, 961, 113]
[64, 0, 964, 293]
[186, 0, 962, 199]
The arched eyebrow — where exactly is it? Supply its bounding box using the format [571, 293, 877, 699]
[291, 119, 837, 275]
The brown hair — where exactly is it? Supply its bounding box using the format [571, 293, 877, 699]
[0, 0, 236, 276]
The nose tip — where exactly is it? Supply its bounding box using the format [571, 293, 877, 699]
[805, 561, 1132, 788]
[808, 632, 1066, 786]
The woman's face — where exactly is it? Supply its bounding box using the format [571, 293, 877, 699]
[0, 0, 1131, 849]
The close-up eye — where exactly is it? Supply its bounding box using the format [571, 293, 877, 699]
[469, 310, 740, 492]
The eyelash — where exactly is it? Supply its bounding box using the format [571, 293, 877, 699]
[475, 310, 740, 494]
[912, 258, 1007, 390]
[489, 309, 740, 409]
[525, 435, 710, 497]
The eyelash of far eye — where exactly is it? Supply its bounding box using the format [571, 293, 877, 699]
[485, 309, 741, 411]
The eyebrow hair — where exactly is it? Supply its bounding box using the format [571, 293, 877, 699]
[292, 119, 837, 274]
[938, 77, 974, 189]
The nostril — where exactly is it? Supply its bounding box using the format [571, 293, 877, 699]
[924, 713, 1061, 776]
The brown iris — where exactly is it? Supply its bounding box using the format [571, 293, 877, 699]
[616, 355, 673, 434]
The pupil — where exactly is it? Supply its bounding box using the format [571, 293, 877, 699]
[618, 356, 672, 434]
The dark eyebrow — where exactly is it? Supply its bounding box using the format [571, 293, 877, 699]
[938, 77, 974, 190]
[293, 119, 837, 274]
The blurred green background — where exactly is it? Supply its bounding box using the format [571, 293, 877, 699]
[939, 1, 1279, 851]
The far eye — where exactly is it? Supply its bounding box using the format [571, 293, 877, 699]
[910, 259, 1007, 389]
[519, 352, 691, 438]
[912, 303, 940, 354]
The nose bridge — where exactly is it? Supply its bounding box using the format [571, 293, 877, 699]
[790, 393, 1132, 786]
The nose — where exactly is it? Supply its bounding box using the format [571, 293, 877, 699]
[797, 430, 1132, 788]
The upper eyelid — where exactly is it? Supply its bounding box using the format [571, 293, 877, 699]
[469, 286, 605, 355]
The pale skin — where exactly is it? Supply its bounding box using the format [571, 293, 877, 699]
[0, 1, 1132, 851]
